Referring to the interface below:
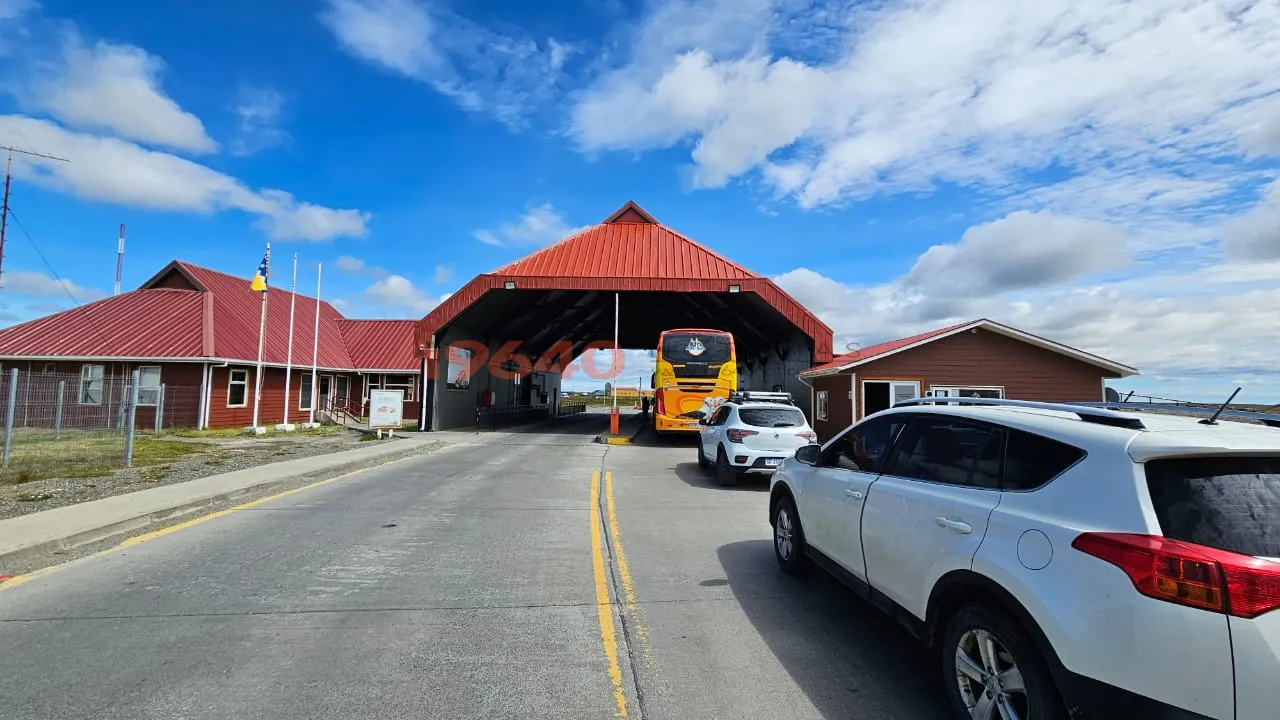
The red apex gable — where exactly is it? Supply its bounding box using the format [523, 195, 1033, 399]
[604, 200, 658, 224]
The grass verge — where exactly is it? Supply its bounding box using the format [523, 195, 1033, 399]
[0, 435, 210, 485]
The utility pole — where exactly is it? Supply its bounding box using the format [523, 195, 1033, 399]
[0, 145, 71, 284]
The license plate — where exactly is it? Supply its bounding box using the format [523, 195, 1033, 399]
[764, 458, 781, 467]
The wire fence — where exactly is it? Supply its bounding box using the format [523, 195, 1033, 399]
[0, 368, 202, 484]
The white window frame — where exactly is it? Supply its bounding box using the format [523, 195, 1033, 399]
[137, 366, 162, 407]
[927, 385, 1005, 399]
[299, 373, 315, 411]
[79, 364, 105, 405]
[227, 369, 249, 408]
[860, 380, 921, 420]
[815, 389, 829, 420]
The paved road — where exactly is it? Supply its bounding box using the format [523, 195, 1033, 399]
[0, 410, 949, 719]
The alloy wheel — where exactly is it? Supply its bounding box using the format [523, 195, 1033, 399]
[955, 629, 1028, 720]
[775, 506, 793, 560]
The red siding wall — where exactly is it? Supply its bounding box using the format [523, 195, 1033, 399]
[811, 329, 1118, 442]
[206, 367, 421, 428]
[811, 373, 853, 445]
[0, 360, 204, 430]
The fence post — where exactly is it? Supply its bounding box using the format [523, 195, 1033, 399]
[3, 368, 17, 468]
[54, 380, 65, 441]
[156, 384, 166, 435]
[124, 369, 140, 468]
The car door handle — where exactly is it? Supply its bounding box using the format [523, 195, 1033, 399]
[844, 489, 864, 499]
[935, 516, 972, 534]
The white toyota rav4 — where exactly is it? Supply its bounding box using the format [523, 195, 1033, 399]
[768, 396, 1280, 720]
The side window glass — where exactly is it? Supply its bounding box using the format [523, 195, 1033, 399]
[819, 416, 908, 473]
[969, 429, 1004, 489]
[887, 418, 993, 487]
[713, 408, 731, 426]
[1003, 429, 1084, 490]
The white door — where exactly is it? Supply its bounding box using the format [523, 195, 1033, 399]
[700, 406, 729, 461]
[889, 381, 920, 406]
[800, 414, 910, 580]
[860, 415, 1003, 621]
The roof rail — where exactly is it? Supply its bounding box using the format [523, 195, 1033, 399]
[892, 396, 1146, 430]
[1068, 402, 1280, 428]
[729, 390, 793, 405]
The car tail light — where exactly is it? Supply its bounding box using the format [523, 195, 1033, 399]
[798, 431, 816, 441]
[726, 428, 757, 443]
[1072, 532, 1280, 619]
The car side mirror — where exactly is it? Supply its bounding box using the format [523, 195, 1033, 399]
[698, 416, 708, 425]
[794, 444, 820, 465]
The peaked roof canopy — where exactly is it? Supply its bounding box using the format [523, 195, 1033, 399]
[0, 260, 419, 372]
[800, 318, 1139, 378]
[416, 201, 834, 361]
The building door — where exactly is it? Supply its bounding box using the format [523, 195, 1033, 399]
[335, 376, 349, 410]
[319, 376, 332, 412]
[862, 380, 920, 418]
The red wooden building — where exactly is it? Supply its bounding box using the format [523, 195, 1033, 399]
[800, 318, 1139, 443]
[0, 261, 421, 430]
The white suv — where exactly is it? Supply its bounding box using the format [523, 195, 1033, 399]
[698, 392, 817, 486]
[768, 397, 1280, 720]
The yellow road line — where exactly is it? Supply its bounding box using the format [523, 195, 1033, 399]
[604, 471, 649, 658]
[590, 470, 629, 717]
[2, 458, 409, 591]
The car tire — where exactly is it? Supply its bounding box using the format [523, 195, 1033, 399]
[940, 604, 1066, 720]
[697, 438, 711, 469]
[715, 447, 738, 487]
[770, 494, 809, 575]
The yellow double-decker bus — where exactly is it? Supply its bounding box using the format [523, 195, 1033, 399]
[651, 328, 737, 434]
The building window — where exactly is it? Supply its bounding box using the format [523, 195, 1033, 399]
[137, 366, 162, 406]
[815, 390, 829, 420]
[80, 364, 105, 405]
[227, 369, 249, 407]
[381, 373, 416, 402]
[447, 347, 472, 390]
[928, 386, 1004, 399]
[299, 373, 314, 411]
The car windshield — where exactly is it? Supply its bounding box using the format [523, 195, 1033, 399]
[739, 407, 805, 428]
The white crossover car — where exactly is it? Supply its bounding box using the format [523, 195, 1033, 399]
[768, 396, 1280, 720]
[697, 391, 817, 486]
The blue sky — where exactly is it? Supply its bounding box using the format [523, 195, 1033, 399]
[0, 0, 1278, 401]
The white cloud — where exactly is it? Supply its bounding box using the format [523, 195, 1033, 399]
[25, 31, 216, 153]
[231, 86, 289, 156]
[336, 255, 366, 273]
[1223, 178, 1280, 261]
[563, 349, 656, 391]
[363, 274, 438, 315]
[320, 0, 569, 127]
[0, 269, 103, 302]
[0, 0, 35, 21]
[0, 115, 369, 241]
[433, 264, 452, 284]
[570, 0, 1280, 249]
[473, 203, 589, 247]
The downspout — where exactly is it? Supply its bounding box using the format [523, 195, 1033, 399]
[797, 372, 815, 425]
[204, 361, 230, 429]
[197, 362, 209, 430]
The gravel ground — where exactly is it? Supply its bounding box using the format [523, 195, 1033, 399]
[0, 429, 387, 521]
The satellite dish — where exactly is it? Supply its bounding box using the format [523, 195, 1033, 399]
[845, 341, 860, 351]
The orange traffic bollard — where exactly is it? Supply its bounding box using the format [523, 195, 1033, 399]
[610, 408, 620, 435]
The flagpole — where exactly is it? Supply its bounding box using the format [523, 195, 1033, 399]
[250, 243, 271, 432]
[309, 262, 322, 426]
[279, 252, 298, 430]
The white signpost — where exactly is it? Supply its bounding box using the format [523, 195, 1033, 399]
[368, 389, 404, 438]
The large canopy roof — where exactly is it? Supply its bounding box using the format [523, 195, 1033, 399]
[414, 201, 833, 364]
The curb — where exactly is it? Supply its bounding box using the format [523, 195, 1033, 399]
[0, 440, 444, 576]
[595, 417, 648, 445]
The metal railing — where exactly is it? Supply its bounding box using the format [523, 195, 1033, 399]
[0, 368, 202, 484]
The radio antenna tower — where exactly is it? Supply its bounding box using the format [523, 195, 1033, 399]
[0, 144, 71, 283]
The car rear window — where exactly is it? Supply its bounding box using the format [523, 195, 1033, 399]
[739, 408, 806, 428]
[1145, 457, 1280, 558]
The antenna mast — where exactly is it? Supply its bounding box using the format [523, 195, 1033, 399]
[114, 224, 125, 296]
[0, 145, 71, 284]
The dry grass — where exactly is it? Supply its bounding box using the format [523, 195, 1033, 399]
[0, 434, 209, 486]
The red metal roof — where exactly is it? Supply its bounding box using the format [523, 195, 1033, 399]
[417, 201, 834, 361]
[801, 318, 1139, 377]
[803, 321, 972, 375]
[337, 320, 418, 371]
[0, 288, 208, 359]
[0, 260, 420, 372]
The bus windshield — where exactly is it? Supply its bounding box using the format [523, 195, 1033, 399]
[661, 332, 732, 378]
